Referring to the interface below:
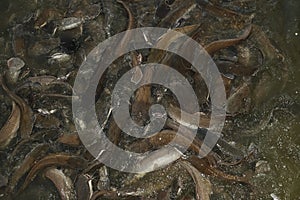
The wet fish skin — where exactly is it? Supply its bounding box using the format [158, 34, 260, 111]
[0, 75, 35, 139]
[204, 25, 252, 56]
[44, 168, 76, 200]
[188, 155, 249, 184]
[158, 0, 196, 28]
[18, 153, 88, 194]
[180, 160, 212, 200]
[0, 101, 20, 150]
[75, 174, 92, 200]
[7, 144, 50, 193]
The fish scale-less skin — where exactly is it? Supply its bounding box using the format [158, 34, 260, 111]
[0, 75, 34, 139]
[0, 101, 20, 149]
[7, 144, 50, 193]
[18, 154, 88, 194]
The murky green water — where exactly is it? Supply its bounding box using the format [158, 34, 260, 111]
[0, 0, 299, 199]
[252, 0, 300, 199]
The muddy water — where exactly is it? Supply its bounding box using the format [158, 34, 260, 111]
[0, 0, 299, 199]
[251, 0, 300, 199]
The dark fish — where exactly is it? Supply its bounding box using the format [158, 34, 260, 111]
[90, 190, 117, 200]
[187, 155, 249, 184]
[158, 0, 196, 28]
[204, 25, 252, 55]
[0, 101, 20, 149]
[117, 0, 135, 30]
[7, 144, 50, 193]
[196, 0, 244, 19]
[44, 168, 76, 200]
[57, 134, 81, 147]
[18, 153, 88, 193]
[180, 161, 212, 200]
[75, 174, 92, 200]
[0, 174, 8, 188]
[0, 75, 35, 139]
